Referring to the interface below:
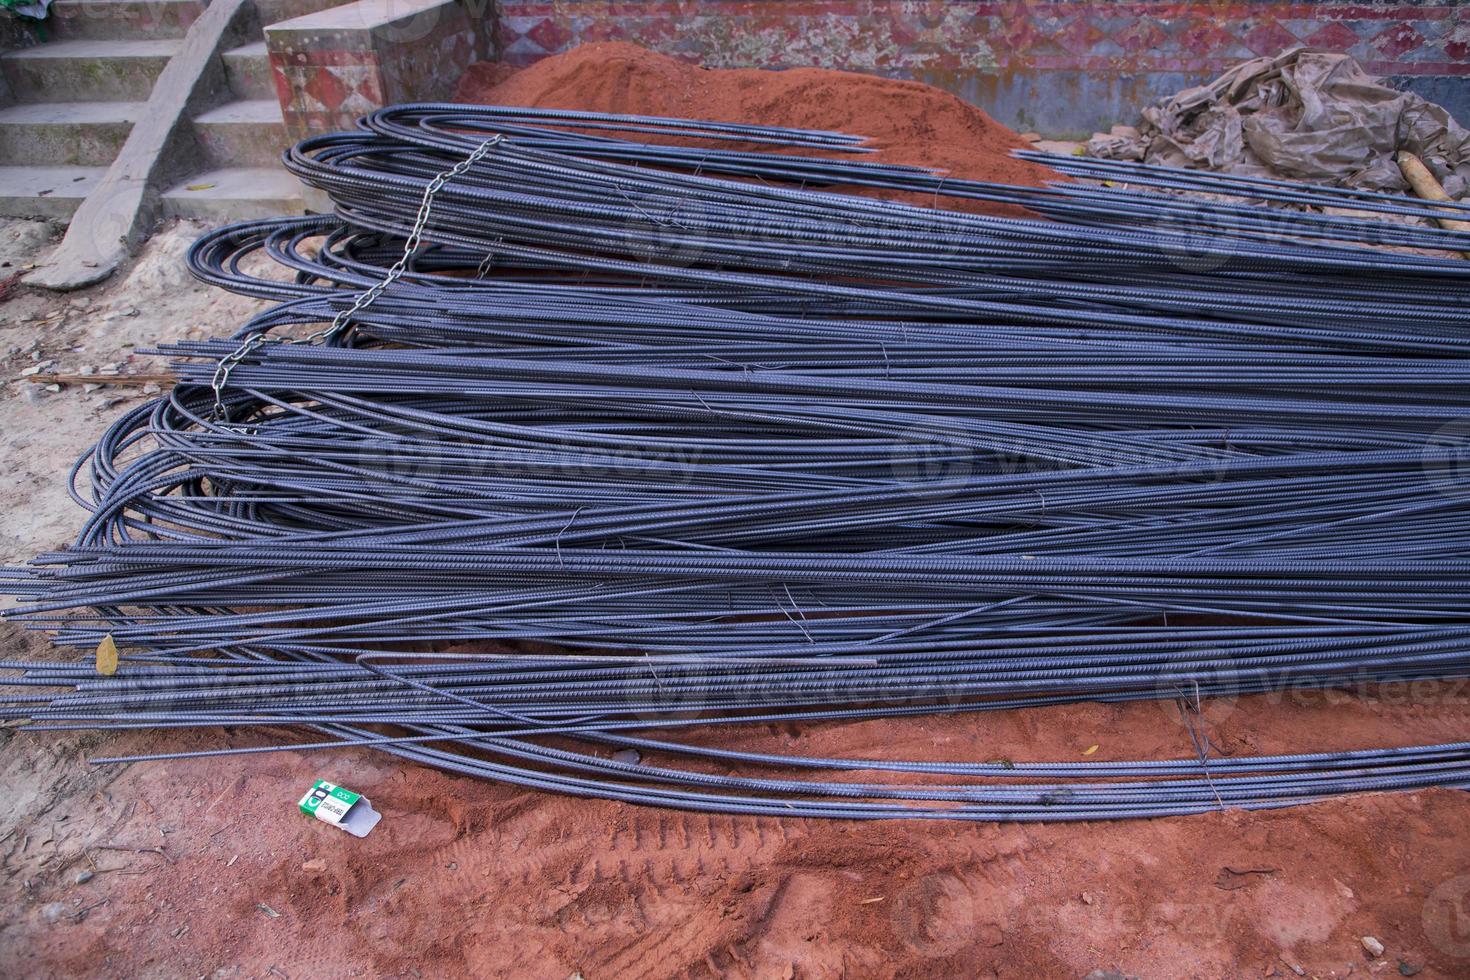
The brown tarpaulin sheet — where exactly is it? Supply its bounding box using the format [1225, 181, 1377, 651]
[1090, 48, 1470, 198]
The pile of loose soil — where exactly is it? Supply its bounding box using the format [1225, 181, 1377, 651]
[453, 42, 1054, 214]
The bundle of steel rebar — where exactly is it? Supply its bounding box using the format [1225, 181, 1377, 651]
[4, 105, 1470, 820]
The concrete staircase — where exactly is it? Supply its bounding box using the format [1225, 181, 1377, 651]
[0, 0, 309, 221]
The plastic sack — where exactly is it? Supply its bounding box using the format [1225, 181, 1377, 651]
[1, 0, 52, 19]
[1090, 48, 1470, 199]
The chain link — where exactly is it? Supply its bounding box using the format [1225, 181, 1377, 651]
[209, 134, 506, 422]
[207, 333, 272, 421]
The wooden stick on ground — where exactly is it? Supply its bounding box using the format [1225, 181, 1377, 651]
[23, 373, 174, 387]
[1396, 150, 1470, 237]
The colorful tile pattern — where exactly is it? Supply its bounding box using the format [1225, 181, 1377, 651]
[267, 0, 487, 141]
[490, 1, 1469, 76]
[259, 1, 1469, 138]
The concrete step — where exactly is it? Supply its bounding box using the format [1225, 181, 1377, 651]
[222, 41, 275, 101]
[1, 39, 180, 104]
[0, 164, 106, 220]
[48, 0, 207, 41]
[0, 101, 142, 166]
[257, 0, 352, 25]
[162, 166, 307, 221]
[193, 99, 288, 167]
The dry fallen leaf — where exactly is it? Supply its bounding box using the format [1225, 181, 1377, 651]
[1082, 744, 1099, 756]
[95, 635, 118, 676]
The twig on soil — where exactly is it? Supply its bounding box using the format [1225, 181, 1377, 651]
[93, 844, 174, 864]
[68, 898, 108, 921]
[1215, 866, 1279, 890]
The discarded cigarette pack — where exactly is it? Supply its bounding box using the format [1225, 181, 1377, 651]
[298, 779, 381, 838]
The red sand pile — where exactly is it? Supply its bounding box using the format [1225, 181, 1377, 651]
[454, 42, 1053, 214]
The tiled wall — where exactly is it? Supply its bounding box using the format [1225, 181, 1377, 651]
[266, 0, 489, 140]
[492, 1, 1470, 135]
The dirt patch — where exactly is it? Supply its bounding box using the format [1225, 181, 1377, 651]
[2, 688, 1469, 978]
[454, 42, 1055, 215]
[0, 221, 271, 567]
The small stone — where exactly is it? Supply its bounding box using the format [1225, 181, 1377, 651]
[83, 384, 101, 393]
[19, 364, 42, 376]
[75, 870, 94, 885]
[78, 365, 95, 376]
[1361, 936, 1384, 958]
[611, 748, 641, 765]
[44, 383, 61, 393]
[1080, 891, 1094, 905]
[40, 901, 67, 924]
[141, 383, 161, 395]
[1398, 961, 1421, 977]
[301, 858, 326, 873]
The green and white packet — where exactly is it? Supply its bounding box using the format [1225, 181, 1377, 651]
[298, 779, 381, 838]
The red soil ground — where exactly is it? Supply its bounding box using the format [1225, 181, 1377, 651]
[4, 685, 1470, 978]
[2, 45, 1468, 979]
[454, 42, 1055, 215]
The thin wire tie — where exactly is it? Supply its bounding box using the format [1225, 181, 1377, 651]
[476, 236, 505, 279]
